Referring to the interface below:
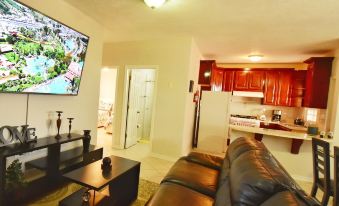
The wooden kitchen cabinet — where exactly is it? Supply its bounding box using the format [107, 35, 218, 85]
[248, 71, 265, 91]
[222, 70, 235, 91]
[210, 67, 224, 92]
[263, 70, 293, 106]
[198, 60, 215, 85]
[233, 70, 265, 91]
[303, 57, 333, 109]
[233, 71, 248, 90]
[290, 70, 307, 107]
[276, 71, 292, 106]
[197, 58, 332, 109]
[263, 71, 279, 105]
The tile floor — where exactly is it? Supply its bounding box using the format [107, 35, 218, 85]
[296, 180, 333, 206]
[96, 128, 174, 184]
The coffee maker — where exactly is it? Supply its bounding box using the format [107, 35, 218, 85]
[272, 110, 282, 122]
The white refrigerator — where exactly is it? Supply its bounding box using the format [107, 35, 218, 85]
[197, 91, 231, 153]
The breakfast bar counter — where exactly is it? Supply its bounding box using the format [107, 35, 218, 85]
[229, 125, 333, 154]
[229, 125, 312, 140]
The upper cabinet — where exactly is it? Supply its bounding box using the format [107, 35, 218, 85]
[290, 70, 307, 107]
[233, 71, 265, 91]
[198, 60, 215, 85]
[210, 67, 224, 92]
[276, 71, 292, 106]
[263, 71, 279, 105]
[263, 70, 292, 106]
[223, 70, 235, 92]
[233, 71, 248, 90]
[198, 58, 333, 108]
[303, 57, 333, 109]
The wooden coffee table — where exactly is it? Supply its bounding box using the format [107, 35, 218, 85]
[59, 155, 140, 206]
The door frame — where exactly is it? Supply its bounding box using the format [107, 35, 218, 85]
[96, 66, 119, 147]
[120, 65, 159, 149]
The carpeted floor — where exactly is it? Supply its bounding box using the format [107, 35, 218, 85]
[27, 179, 159, 206]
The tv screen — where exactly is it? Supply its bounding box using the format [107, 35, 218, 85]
[0, 0, 89, 95]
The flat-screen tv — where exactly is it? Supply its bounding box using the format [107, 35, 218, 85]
[0, 0, 89, 95]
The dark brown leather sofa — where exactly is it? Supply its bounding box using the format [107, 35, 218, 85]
[146, 137, 319, 206]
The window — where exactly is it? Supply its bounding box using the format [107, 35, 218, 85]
[306, 109, 318, 122]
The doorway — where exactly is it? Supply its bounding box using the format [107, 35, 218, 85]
[97, 67, 118, 149]
[124, 68, 156, 149]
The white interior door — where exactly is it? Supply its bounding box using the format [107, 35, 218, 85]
[142, 70, 156, 140]
[125, 70, 146, 148]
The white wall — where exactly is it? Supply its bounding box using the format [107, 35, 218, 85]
[0, 1, 104, 146]
[181, 39, 203, 155]
[99, 68, 117, 103]
[103, 37, 200, 159]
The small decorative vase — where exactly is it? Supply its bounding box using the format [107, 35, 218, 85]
[67, 118, 74, 138]
[55, 111, 63, 139]
[83, 130, 91, 152]
[101, 157, 112, 171]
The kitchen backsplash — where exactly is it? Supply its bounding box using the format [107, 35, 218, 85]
[229, 96, 327, 130]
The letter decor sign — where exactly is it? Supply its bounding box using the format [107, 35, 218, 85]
[0, 125, 37, 147]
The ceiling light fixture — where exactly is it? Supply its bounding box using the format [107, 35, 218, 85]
[144, 0, 166, 9]
[248, 55, 263, 62]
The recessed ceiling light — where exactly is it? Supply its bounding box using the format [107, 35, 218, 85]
[144, 0, 167, 9]
[248, 55, 263, 62]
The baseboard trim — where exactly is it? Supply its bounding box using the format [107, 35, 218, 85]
[292, 174, 312, 182]
[150, 153, 178, 162]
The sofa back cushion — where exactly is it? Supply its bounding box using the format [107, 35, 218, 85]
[229, 149, 296, 205]
[227, 137, 266, 163]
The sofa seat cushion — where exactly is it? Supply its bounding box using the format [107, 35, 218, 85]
[146, 182, 214, 206]
[227, 137, 266, 163]
[162, 159, 219, 197]
[184, 152, 224, 170]
[230, 149, 297, 205]
[260, 191, 308, 206]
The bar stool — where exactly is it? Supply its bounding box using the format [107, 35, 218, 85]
[334, 146, 339, 206]
[311, 138, 333, 206]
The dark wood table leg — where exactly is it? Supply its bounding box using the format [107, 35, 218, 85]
[291, 139, 304, 154]
[109, 163, 140, 205]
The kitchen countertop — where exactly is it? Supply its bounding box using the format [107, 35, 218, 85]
[229, 124, 333, 142]
[259, 121, 308, 132]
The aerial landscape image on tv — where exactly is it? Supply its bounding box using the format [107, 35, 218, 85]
[0, 0, 89, 95]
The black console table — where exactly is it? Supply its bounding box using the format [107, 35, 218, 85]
[0, 133, 103, 206]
